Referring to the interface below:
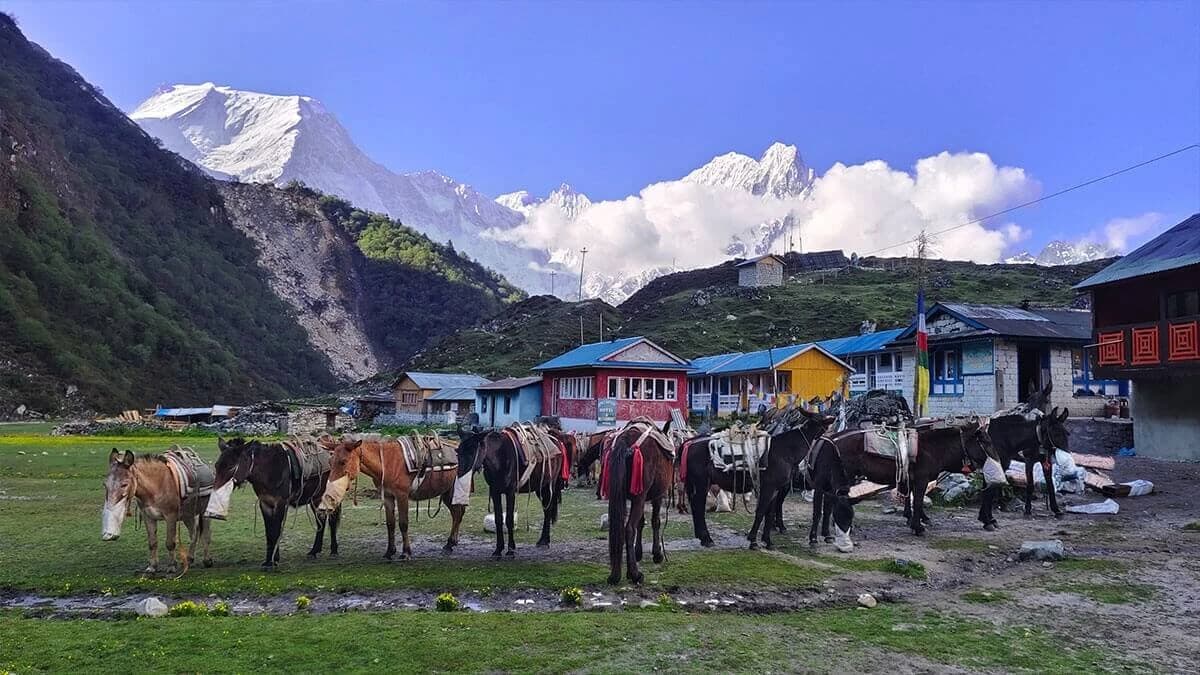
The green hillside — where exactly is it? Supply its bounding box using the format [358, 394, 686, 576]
[407, 257, 1109, 377]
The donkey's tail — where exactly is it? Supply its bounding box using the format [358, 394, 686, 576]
[606, 442, 629, 568]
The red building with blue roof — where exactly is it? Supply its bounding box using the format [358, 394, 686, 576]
[532, 336, 691, 432]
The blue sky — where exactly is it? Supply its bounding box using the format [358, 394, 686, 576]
[4, 0, 1199, 254]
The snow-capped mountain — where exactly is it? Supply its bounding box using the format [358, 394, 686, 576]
[496, 183, 593, 221]
[1004, 241, 1116, 266]
[1035, 240, 1117, 266]
[131, 83, 556, 293]
[684, 142, 815, 198]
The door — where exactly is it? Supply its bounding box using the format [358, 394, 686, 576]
[1016, 346, 1047, 403]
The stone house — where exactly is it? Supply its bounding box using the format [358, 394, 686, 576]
[891, 303, 1125, 418]
[736, 254, 785, 288]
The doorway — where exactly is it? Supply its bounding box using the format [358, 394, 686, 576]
[1016, 346, 1048, 403]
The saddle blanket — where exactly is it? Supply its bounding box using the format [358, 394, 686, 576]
[164, 446, 214, 500]
[398, 434, 459, 474]
[281, 437, 331, 482]
[506, 423, 569, 489]
[625, 418, 677, 460]
[708, 425, 769, 473]
[863, 426, 918, 460]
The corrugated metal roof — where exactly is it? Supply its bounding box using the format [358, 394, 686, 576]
[403, 372, 491, 390]
[735, 254, 785, 267]
[155, 407, 212, 417]
[817, 328, 907, 356]
[687, 352, 743, 374]
[1075, 213, 1200, 289]
[704, 343, 852, 375]
[475, 376, 542, 391]
[894, 303, 1092, 342]
[427, 387, 479, 401]
[533, 336, 688, 371]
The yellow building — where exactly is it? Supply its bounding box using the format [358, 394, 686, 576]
[687, 344, 852, 416]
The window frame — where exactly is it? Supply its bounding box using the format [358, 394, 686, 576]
[931, 346, 964, 397]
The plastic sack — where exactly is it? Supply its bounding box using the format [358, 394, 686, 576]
[1066, 498, 1120, 514]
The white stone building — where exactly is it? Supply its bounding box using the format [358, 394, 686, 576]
[736, 254, 785, 288]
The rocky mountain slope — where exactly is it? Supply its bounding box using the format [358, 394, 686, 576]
[132, 83, 558, 294]
[0, 17, 520, 414]
[407, 256, 1111, 378]
[1005, 240, 1117, 265]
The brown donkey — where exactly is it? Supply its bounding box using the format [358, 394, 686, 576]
[101, 449, 213, 573]
[605, 421, 676, 585]
[318, 435, 469, 559]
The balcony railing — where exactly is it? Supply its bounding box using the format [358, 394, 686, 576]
[849, 371, 906, 393]
[1094, 318, 1200, 372]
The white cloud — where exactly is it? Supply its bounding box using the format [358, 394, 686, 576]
[486, 151, 1041, 278]
[1099, 212, 1164, 252]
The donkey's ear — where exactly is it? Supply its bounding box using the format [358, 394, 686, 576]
[349, 440, 362, 450]
[821, 415, 836, 427]
[1048, 406, 1059, 421]
[109, 448, 120, 463]
[122, 451, 135, 466]
[218, 437, 228, 451]
[1059, 407, 1070, 422]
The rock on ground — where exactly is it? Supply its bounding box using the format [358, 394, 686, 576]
[1018, 539, 1065, 561]
[135, 597, 168, 618]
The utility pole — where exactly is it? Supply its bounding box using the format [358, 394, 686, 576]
[577, 247, 589, 301]
[550, 270, 556, 296]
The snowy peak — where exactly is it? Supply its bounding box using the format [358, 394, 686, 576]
[494, 182, 593, 221]
[684, 141, 815, 198]
[1004, 251, 1037, 264]
[1035, 240, 1117, 266]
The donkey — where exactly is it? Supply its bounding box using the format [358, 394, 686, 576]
[317, 435, 468, 559]
[605, 422, 676, 584]
[102, 449, 213, 573]
[805, 421, 997, 549]
[746, 409, 836, 550]
[208, 438, 341, 570]
[680, 435, 788, 547]
[987, 406, 1071, 519]
[457, 426, 574, 557]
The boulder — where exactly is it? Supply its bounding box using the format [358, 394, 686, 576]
[599, 513, 608, 530]
[135, 597, 169, 618]
[484, 512, 516, 533]
[857, 593, 877, 608]
[1018, 540, 1065, 562]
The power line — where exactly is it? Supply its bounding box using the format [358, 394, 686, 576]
[861, 142, 1200, 257]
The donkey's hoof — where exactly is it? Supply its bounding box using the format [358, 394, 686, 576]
[397, 553, 411, 561]
[824, 536, 834, 544]
[329, 550, 339, 558]
[441, 544, 454, 554]
[261, 563, 276, 572]
[504, 549, 515, 558]
[1054, 512, 1064, 520]
[700, 538, 715, 548]
[607, 572, 621, 585]
[808, 538, 818, 546]
[143, 565, 158, 574]
[536, 540, 550, 549]
[983, 521, 997, 532]
[306, 552, 318, 560]
[491, 550, 503, 559]
[203, 558, 214, 568]
[1023, 511, 1033, 520]
[630, 571, 645, 585]
[383, 550, 396, 560]
[748, 541, 759, 550]
[653, 552, 664, 564]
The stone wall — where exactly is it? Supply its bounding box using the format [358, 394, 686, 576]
[286, 408, 354, 436]
[737, 260, 783, 287]
[1065, 417, 1134, 456]
[1131, 375, 1200, 461]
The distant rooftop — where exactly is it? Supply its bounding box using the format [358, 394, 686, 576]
[475, 376, 542, 391]
[399, 372, 491, 390]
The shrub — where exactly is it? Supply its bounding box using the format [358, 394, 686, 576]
[295, 595, 312, 612]
[210, 601, 231, 616]
[435, 592, 460, 612]
[167, 600, 209, 617]
[559, 587, 583, 606]
[656, 592, 675, 608]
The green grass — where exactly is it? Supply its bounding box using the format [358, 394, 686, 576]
[962, 590, 1011, 604]
[0, 605, 1122, 673]
[0, 421, 56, 436]
[1051, 582, 1155, 605]
[1182, 521, 1200, 532]
[930, 537, 993, 553]
[0, 433, 831, 596]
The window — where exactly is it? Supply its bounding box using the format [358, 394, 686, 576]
[878, 353, 893, 371]
[606, 376, 678, 401]
[481, 396, 488, 414]
[400, 390, 420, 405]
[503, 395, 511, 414]
[1166, 290, 1200, 319]
[894, 353, 903, 372]
[931, 347, 963, 396]
[557, 376, 594, 400]
[1072, 348, 1129, 397]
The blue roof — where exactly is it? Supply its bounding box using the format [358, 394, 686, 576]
[817, 328, 907, 356]
[401, 372, 491, 389]
[155, 407, 213, 417]
[692, 343, 852, 375]
[687, 352, 743, 375]
[427, 387, 479, 401]
[533, 336, 687, 371]
[1075, 213, 1200, 289]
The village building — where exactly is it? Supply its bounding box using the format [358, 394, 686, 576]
[533, 336, 690, 432]
[1075, 213, 1200, 460]
[424, 387, 479, 422]
[351, 392, 397, 420]
[153, 404, 240, 426]
[474, 376, 543, 427]
[736, 254, 785, 287]
[391, 372, 491, 416]
[687, 343, 852, 416]
[818, 327, 913, 405]
[892, 303, 1123, 418]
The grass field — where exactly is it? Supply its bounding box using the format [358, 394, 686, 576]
[0, 428, 1141, 672]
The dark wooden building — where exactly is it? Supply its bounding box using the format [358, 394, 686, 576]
[1075, 213, 1200, 460]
